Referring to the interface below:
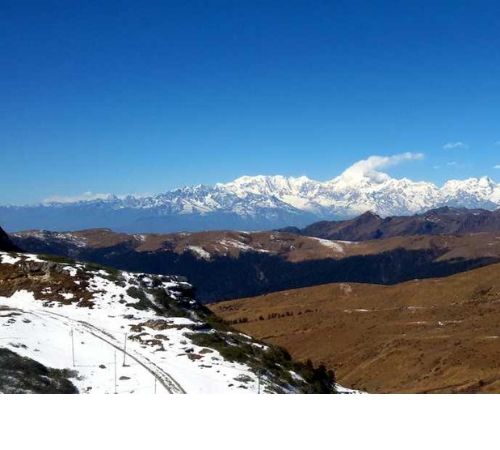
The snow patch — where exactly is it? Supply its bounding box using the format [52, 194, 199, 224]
[310, 238, 345, 253]
[186, 246, 211, 260]
[0, 252, 21, 265]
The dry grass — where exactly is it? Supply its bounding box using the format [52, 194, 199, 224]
[210, 263, 500, 393]
[18, 228, 500, 264]
[0, 256, 95, 306]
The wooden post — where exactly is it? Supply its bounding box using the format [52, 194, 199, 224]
[114, 350, 117, 394]
[70, 328, 75, 367]
[122, 333, 127, 367]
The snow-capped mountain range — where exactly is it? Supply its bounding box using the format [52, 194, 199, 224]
[1, 165, 500, 232]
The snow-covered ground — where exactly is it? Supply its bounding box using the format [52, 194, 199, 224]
[186, 245, 211, 260]
[0, 285, 265, 394]
[310, 237, 353, 253]
[334, 384, 363, 394]
[1, 303, 167, 394]
[0, 252, 325, 394]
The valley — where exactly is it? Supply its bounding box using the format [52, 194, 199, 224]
[12, 213, 500, 302]
[4, 206, 500, 394]
[210, 263, 500, 393]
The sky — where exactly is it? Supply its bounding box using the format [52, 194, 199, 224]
[1, 0, 500, 204]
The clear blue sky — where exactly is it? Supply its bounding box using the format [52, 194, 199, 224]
[1, 0, 499, 204]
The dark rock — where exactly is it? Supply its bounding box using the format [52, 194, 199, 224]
[0, 227, 21, 252]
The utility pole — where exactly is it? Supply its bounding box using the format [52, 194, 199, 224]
[122, 333, 127, 367]
[257, 370, 261, 394]
[114, 350, 118, 394]
[154, 376, 157, 394]
[70, 328, 75, 367]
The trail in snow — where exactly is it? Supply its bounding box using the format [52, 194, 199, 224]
[0, 253, 340, 394]
[28, 308, 185, 394]
[1, 307, 173, 394]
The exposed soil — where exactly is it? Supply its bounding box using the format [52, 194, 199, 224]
[0, 257, 95, 306]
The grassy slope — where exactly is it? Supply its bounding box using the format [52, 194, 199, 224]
[210, 263, 500, 393]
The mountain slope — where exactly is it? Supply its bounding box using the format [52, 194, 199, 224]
[1, 172, 499, 232]
[0, 226, 19, 251]
[0, 348, 78, 394]
[299, 207, 500, 241]
[12, 226, 500, 302]
[0, 250, 337, 394]
[210, 263, 500, 393]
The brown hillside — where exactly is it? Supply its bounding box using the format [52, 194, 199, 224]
[210, 263, 500, 393]
[14, 228, 500, 263]
[301, 207, 500, 241]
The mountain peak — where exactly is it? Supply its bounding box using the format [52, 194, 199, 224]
[1, 172, 500, 232]
[479, 175, 496, 186]
[225, 174, 313, 187]
[355, 211, 382, 222]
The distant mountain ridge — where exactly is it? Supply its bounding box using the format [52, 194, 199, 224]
[297, 207, 500, 241]
[12, 208, 500, 301]
[1, 169, 499, 232]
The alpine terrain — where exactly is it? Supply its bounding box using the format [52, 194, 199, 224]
[0, 247, 339, 394]
[1, 164, 499, 232]
[12, 207, 500, 302]
[211, 262, 500, 393]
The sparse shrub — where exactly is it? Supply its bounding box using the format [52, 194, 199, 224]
[39, 254, 74, 265]
[126, 286, 153, 311]
[84, 262, 121, 281]
[151, 289, 191, 318]
[294, 359, 336, 394]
